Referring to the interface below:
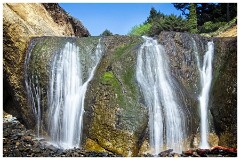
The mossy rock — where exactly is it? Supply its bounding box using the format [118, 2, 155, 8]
[84, 36, 148, 156]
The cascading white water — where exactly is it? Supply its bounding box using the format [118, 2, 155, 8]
[198, 41, 214, 148]
[25, 48, 42, 138]
[47, 40, 103, 149]
[136, 36, 186, 155]
[192, 38, 214, 148]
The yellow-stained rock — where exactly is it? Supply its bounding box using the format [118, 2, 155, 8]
[84, 138, 111, 153]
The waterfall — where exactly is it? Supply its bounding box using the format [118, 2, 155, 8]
[25, 38, 103, 149]
[192, 38, 214, 148]
[25, 44, 43, 138]
[47, 40, 103, 149]
[199, 42, 214, 148]
[136, 36, 186, 154]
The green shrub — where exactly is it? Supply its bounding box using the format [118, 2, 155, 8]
[128, 23, 152, 36]
[149, 14, 190, 36]
[199, 21, 227, 33]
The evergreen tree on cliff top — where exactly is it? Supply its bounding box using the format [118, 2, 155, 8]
[100, 29, 113, 36]
[188, 3, 198, 33]
[173, 3, 237, 25]
[145, 7, 163, 24]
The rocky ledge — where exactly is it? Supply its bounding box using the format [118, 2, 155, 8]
[3, 113, 237, 157]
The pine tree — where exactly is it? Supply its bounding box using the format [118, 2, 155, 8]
[100, 29, 113, 36]
[188, 3, 198, 33]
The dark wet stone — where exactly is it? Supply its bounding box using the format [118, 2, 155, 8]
[56, 149, 64, 154]
[48, 145, 57, 151]
[196, 149, 210, 157]
[192, 151, 200, 157]
[143, 153, 154, 157]
[158, 149, 173, 157]
[33, 147, 42, 153]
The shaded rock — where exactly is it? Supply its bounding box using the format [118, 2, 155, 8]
[42, 3, 90, 37]
[181, 146, 237, 157]
[210, 38, 237, 148]
[211, 146, 237, 155]
[158, 149, 173, 157]
[192, 151, 200, 157]
[182, 149, 194, 156]
[196, 149, 210, 157]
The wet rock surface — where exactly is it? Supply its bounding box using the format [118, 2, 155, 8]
[3, 29, 237, 155]
[3, 113, 237, 157]
[158, 32, 237, 148]
[3, 114, 120, 157]
[3, 3, 90, 129]
[211, 38, 237, 148]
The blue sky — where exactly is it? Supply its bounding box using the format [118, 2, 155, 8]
[59, 3, 183, 36]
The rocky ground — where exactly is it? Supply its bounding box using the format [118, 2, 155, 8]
[3, 113, 120, 157]
[3, 113, 237, 157]
[142, 147, 237, 157]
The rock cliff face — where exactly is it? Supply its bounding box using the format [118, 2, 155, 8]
[42, 3, 90, 37]
[3, 6, 237, 156]
[157, 32, 237, 149]
[3, 3, 90, 128]
[83, 36, 148, 156]
[211, 38, 237, 148]
[84, 33, 236, 155]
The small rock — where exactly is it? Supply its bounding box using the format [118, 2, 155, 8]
[34, 148, 42, 153]
[197, 149, 210, 157]
[182, 149, 194, 156]
[159, 149, 173, 157]
[174, 153, 180, 157]
[192, 151, 200, 157]
[48, 145, 57, 151]
[22, 136, 32, 141]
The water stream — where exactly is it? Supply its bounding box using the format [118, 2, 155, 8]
[192, 38, 214, 148]
[25, 35, 215, 153]
[198, 41, 214, 148]
[25, 39, 103, 149]
[25, 50, 42, 138]
[136, 36, 186, 154]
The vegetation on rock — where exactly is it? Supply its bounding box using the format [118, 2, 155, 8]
[188, 3, 198, 33]
[128, 7, 188, 36]
[129, 3, 237, 36]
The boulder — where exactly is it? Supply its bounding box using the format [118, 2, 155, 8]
[83, 36, 148, 156]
